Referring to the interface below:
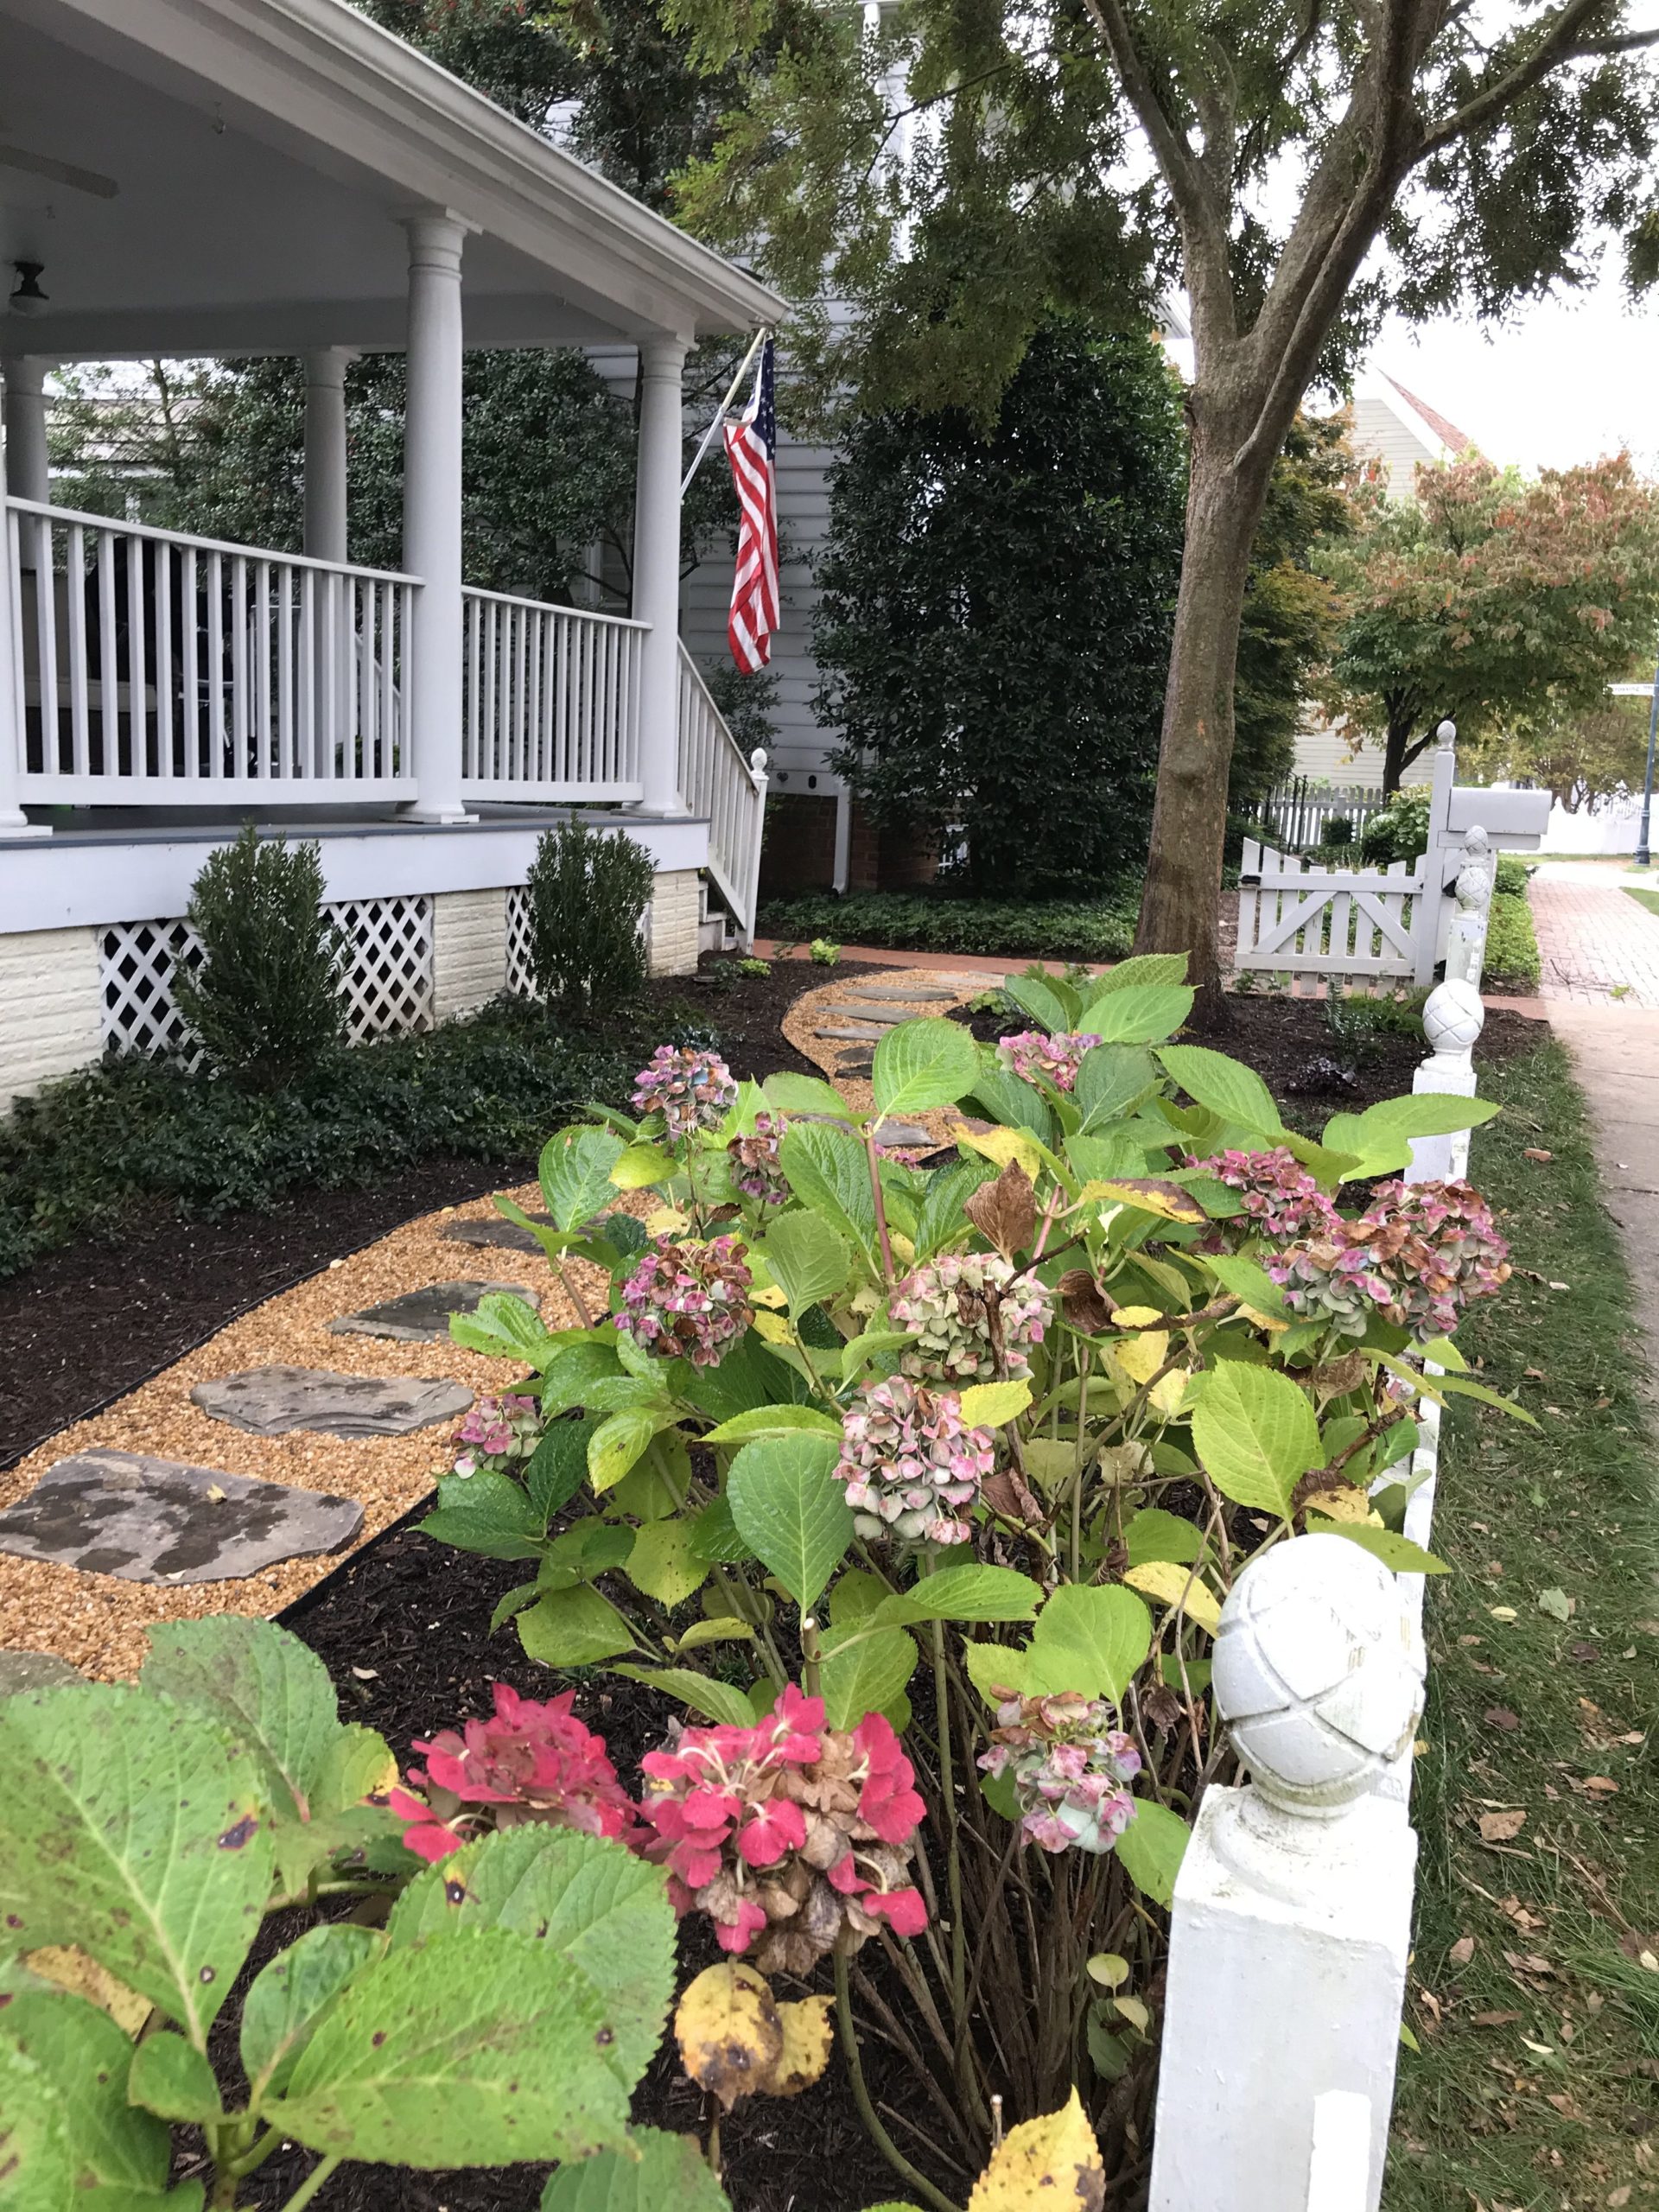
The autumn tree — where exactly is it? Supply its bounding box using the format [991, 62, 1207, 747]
[666, 0, 1659, 995]
[1319, 452, 1659, 792]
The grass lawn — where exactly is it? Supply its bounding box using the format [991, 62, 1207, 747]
[1387, 1040, 1659, 2209]
[1623, 885, 1659, 922]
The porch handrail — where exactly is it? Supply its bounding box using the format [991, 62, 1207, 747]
[460, 585, 645, 802]
[677, 641, 768, 946]
[7, 496, 418, 803]
[5, 495, 422, 583]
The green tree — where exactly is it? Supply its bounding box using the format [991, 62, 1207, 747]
[668, 0, 1659, 994]
[812, 321, 1187, 895]
[1319, 451, 1659, 792]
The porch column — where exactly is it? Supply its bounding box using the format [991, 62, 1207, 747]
[3, 359, 49, 504]
[632, 335, 690, 814]
[0, 379, 48, 835]
[302, 349, 351, 563]
[402, 213, 472, 824]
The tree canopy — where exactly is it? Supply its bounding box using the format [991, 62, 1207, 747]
[664, 0, 1659, 992]
[1318, 451, 1659, 793]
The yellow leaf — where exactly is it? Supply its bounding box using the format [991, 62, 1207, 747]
[1113, 1994, 1152, 2034]
[1115, 1331, 1169, 1385]
[611, 1142, 675, 1189]
[958, 1379, 1032, 1428]
[1149, 1369, 1189, 1416]
[1240, 1304, 1288, 1333]
[1123, 1560, 1223, 1636]
[752, 1310, 792, 1345]
[951, 1123, 1043, 1179]
[1112, 1305, 1163, 1328]
[645, 1206, 689, 1235]
[763, 1994, 836, 2097]
[967, 2088, 1104, 2212]
[1310, 1484, 1382, 1526]
[674, 1961, 784, 2112]
[750, 1282, 789, 1309]
[1090, 1178, 1207, 1224]
[24, 1945, 150, 2036]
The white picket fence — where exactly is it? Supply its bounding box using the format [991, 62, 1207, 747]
[1236, 728, 1548, 992]
[1151, 842, 1496, 2212]
[1256, 779, 1386, 850]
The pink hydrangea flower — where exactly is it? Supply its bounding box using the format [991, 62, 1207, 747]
[977, 1691, 1141, 1855]
[391, 1684, 640, 1862]
[632, 1045, 737, 1141]
[638, 1685, 927, 1973]
[891, 1252, 1052, 1385]
[834, 1376, 995, 1545]
[995, 1030, 1102, 1093]
[614, 1234, 753, 1367]
[1188, 1147, 1341, 1243]
[450, 1391, 540, 1479]
[1268, 1178, 1510, 1344]
[728, 1111, 789, 1205]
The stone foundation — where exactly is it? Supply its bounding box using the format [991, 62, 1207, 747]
[0, 925, 102, 1111]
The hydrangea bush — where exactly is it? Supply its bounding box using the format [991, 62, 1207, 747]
[421, 950, 1516, 2202]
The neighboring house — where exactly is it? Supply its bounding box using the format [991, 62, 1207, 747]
[0, 0, 782, 1111]
[1291, 369, 1479, 791]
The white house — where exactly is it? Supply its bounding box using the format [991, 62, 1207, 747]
[0, 0, 785, 1109]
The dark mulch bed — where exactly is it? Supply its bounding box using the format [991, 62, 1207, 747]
[0, 957, 881, 1471]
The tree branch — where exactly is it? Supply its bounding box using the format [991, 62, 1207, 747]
[1416, 0, 1618, 157]
[1571, 25, 1659, 53]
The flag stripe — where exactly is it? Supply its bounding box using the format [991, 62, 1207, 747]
[724, 339, 779, 675]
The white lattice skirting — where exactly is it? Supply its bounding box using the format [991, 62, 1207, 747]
[99, 896, 435, 1065]
[505, 886, 534, 999]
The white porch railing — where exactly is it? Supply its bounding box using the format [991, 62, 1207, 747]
[6, 497, 416, 801]
[460, 587, 645, 802]
[677, 641, 767, 945]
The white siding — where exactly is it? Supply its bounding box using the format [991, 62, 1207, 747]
[0, 925, 103, 1111]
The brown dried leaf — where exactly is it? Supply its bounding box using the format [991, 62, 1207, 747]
[1478, 1808, 1528, 1843]
[1058, 1267, 1115, 1335]
[1483, 1707, 1521, 1732]
[963, 1158, 1039, 1258]
[1471, 2010, 1522, 2028]
[1450, 1936, 1477, 1967]
[982, 1464, 1045, 1527]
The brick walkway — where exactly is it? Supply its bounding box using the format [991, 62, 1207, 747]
[1529, 862, 1659, 1007]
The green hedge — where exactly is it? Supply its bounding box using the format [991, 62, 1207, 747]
[1483, 887, 1541, 991]
[758, 891, 1139, 963]
[0, 1000, 638, 1279]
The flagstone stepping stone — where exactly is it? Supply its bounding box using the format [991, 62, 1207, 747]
[798, 1109, 932, 1147]
[193, 1366, 473, 1440]
[0, 1451, 365, 1585]
[826, 1002, 913, 1026]
[329, 1280, 534, 1344]
[851, 983, 961, 1001]
[0, 1649, 84, 1695]
[815, 1022, 887, 1042]
[441, 1212, 555, 1255]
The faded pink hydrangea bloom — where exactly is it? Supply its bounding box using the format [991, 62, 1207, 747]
[728, 1110, 789, 1205]
[1188, 1146, 1340, 1243]
[451, 1392, 540, 1479]
[834, 1376, 995, 1544]
[977, 1691, 1141, 1855]
[614, 1233, 753, 1367]
[631, 1045, 737, 1141]
[1268, 1178, 1510, 1344]
[891, 1252, 1052, 1384]
[639, 1684, 927, 1972]
[995, 1030, 1102, 1093]
[389, 1684, 640, 1862]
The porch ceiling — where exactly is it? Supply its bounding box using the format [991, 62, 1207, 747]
[0, 0, 785, 356]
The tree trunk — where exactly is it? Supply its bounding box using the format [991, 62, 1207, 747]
[1382, 709, 1416, 795]
[1134, 413, 1269, 1007]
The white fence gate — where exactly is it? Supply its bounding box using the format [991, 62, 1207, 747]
[1236, 728, 1549, 991]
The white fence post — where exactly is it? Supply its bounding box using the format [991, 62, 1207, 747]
[1308, 2091, 1375, 2211]
[1147, 1540, 1426, 2212]
[1414, 723, 1459, 987]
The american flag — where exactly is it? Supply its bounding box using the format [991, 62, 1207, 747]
[723, 337, 779, 673]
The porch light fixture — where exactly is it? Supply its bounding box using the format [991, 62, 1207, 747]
[8, 261, 48, 317]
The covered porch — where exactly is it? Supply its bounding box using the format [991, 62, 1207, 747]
[0, 0, 779, 939]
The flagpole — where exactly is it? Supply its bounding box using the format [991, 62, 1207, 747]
[680, 327, 770, 498]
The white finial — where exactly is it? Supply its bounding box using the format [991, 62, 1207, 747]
[1421, 977, 1485, 1054]
[750, 747, 768, 772]
[1211, 1537, 1425, 1817]
[1437, 719, 1456, 745]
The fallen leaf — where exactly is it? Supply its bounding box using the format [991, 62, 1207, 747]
[1472, 2010, 1523, 2028]
[1536, 1587, 1574, 1621]
[1579, 1776, 1620, 1797]
[206, 1483, 227, 1503]
[1484, 1707, 1521, 1732]
[967, 2088, 1104, 2212]
[1524, 1367, 1546, 1379]
[1520, 2037, 1555, 2057]
[1450, 1936, 1477, 1966]
[1522, 1148, 1554, 1162]
[1478, 1808, 1528, 1843]
[674, 1961, 784, 2112]
[1489, 1606, 1518, 1623]
[1548, 1280, 1571, 1291]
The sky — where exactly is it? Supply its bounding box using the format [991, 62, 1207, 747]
[1368, 260, 1659, 476]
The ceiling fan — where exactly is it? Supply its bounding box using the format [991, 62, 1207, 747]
[0, 143, 117, 200]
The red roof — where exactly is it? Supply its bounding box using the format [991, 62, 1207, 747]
[1382, 374, 1477, 458]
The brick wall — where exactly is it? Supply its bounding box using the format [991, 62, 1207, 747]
[431, 889, 508, 1020]
[0, 926, 103, 1111]
[648, 870, 702, 976]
